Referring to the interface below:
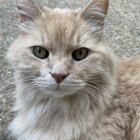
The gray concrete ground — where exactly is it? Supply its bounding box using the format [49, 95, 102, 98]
[0, 0, 140, 139]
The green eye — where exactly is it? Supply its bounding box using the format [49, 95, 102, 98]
[33, 46, 49, 59]
[72, 48, 88, 61]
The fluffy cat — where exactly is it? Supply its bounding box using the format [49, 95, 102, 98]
[7, 0, 140, 140]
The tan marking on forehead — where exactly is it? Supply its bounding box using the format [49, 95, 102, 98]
[47, 14, 79, 44]
[34, 8, 96, 50]
[36, 10, 83, 46]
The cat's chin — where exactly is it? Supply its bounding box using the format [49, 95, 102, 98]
[41, 85, 80, 98]
[47, 90, 76, 98]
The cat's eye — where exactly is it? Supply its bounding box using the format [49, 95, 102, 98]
[33, 46, 49, 59]
[72, 48, 88, 61]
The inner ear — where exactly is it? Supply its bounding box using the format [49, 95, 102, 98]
[79, 0, 109, 31]
[16, 0, 44, 22]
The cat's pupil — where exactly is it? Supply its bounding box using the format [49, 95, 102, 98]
[79, 50, 82, 56]
[38, 48, 41, 54]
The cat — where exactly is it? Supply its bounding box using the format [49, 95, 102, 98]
[7, 0, 140, 140]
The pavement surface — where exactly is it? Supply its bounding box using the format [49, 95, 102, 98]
[0, 0, 140, 139]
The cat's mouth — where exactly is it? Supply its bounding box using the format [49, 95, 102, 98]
[35, 77, 85, 97]
[44, 83, 75, 92]
[53, 84, 61, 90]
[39, 82, 84, 98]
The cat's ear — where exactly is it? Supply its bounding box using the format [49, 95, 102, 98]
[16, 0, 43, 22]
[79, 0, 109, 32]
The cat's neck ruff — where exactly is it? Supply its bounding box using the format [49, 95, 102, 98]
[11, 80, 116, 140]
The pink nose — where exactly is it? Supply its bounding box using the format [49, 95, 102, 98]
[51, 73, 69, 83]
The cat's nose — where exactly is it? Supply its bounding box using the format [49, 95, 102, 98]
[50, 73, 69, 83]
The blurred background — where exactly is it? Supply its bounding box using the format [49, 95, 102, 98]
[0, 0, 140, 139]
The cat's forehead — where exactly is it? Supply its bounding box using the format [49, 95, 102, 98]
[34, 8, 93, 48]
[16, 0, 108, 50]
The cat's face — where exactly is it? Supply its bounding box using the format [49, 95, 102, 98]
[7, 0, 115, 98]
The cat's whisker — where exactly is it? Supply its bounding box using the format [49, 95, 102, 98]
[80, 76, 116, 84]
[80, 88, 101, 105]
[84, 80, 116, 85]
[85, 83, 103, 95]
[36, 81, 84, 88]
[32, 0, 44, 14]
[20, 83, 36, 90]
[14, 79, 35, 83]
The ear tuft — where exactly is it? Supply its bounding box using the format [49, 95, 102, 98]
[16, 0, 43, 22]
[80, 0, 109, 32]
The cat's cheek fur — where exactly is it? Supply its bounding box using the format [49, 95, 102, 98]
[37, 63, 86, 97]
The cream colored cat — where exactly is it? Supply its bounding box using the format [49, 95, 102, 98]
[7, 0, 140, 140]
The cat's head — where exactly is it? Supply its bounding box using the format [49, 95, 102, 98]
[7, 0, 116, 98]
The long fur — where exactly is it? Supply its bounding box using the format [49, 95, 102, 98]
[7, 0, 140, 140]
